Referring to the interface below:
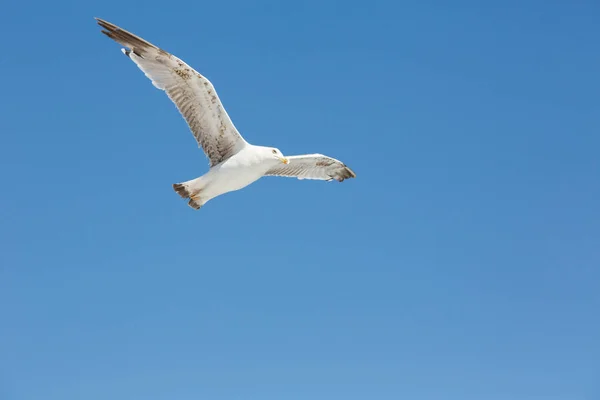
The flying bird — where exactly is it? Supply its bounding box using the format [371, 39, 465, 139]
[95, 18, 356, 210]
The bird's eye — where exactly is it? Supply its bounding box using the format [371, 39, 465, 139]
[272, 149, 277, 154]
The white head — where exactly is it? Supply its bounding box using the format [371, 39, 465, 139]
[267, 147, 289, 165]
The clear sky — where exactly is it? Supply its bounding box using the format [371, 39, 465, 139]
[1, 1, 599, 399]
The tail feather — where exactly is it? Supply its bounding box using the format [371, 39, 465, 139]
[187, 199, 202, 210]
[173, 183, 190, 199]
[172, 181, 203, 210]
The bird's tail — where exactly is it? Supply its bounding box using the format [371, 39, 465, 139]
[172, 178, 204, 210]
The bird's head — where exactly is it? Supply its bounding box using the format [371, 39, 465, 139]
[269, 147, 289, 165]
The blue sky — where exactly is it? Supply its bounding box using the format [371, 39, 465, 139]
[1, 0, 599, 399]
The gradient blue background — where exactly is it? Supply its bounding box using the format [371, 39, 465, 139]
[1, 1, 599, 399]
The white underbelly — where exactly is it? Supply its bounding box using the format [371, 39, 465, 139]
[202, 161, 266, 199]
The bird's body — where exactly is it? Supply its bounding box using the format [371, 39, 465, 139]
[175, 145, 284, 208]
[95, 18, 356, 210]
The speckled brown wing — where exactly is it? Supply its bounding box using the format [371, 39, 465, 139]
[95, 18, 248, 167]
[265, 154, 356, 182]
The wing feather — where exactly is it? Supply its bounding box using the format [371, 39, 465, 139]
[95, 18, 248, 167]
[265, 154, 356, 182]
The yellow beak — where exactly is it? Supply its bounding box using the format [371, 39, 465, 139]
[280, 157, 289, 164]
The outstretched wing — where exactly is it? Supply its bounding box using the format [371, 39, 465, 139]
[265, 154, 356, 182]
[95, 18, 248, 167]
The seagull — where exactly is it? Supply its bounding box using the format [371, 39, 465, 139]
[95, 18, 356, 210]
